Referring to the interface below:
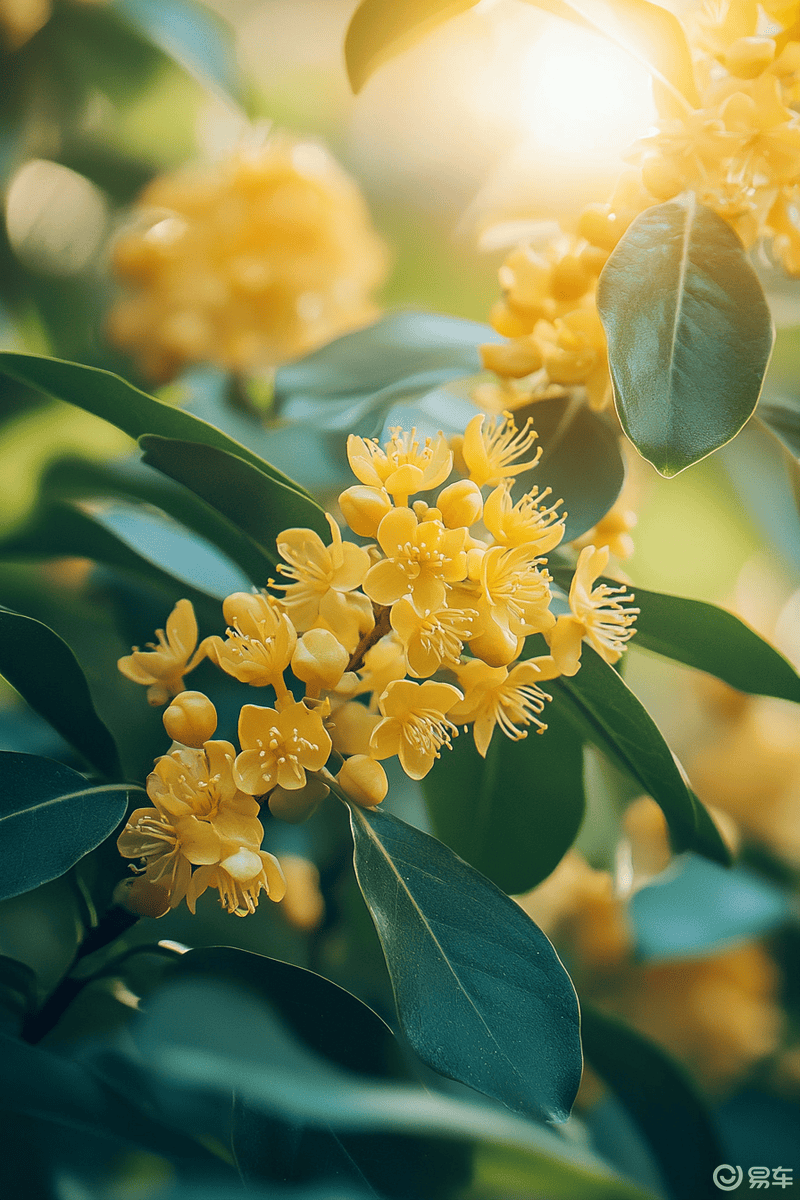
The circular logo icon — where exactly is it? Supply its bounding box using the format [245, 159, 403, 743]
[713, 1165, 743, 1191]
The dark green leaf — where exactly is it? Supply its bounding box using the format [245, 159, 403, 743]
[423, 702, 585, 894]
[581, 1006, 724, 1200]
[139, 435, 329, 565]
[0, 607, 121, 779]
[630, 854, 791, 960]
[551, 568, 800, 703]
[550, 647, 730, 864]
[172, 948, 397, 1079]
[111, 0, 244, 104]
[0, 957, 38, 1033]
[0, 752, 134, 901]
[348, 805, 582, 1122]
[598, 195, 774, 476]
[759, 393, 800, 459]
[514, 396, 625, 541]
[345, 1, 481, 93]
[0, 352, 314, 501]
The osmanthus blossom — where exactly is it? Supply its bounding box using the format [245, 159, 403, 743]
[118, 598, 205, 705]
[187, 846, 286, 916]
[363, 505, 468, 612]
[346, 427, 452, 502]
[458, 411, 541, 488]
[548, 545, 639, 675]
[483, 480, 566, 553]
[450, 656, 562, 757]
[369, 679, 463, 779]
[234, 699, 332, 794]
[390, 597, 476, 677]
[204, 591, 296, 688]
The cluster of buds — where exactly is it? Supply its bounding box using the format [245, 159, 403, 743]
[117, 414, 637, 914]
[107, 131, 388, 382]
[480, 0, 800, 413]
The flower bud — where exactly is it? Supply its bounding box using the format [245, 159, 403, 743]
[480, 336, 542, 379]
[469, 622, 522, 667]
[339, 485, 393, 537]
[292, 628, 350, 693]
[163, 691, 217, 747]
[337, 755, 388, 808]
[114, 874, 172, 919]
[725, 36, 775, 79]
[268, 777, 330, 823]
[489, 299, 532, 339]
[277, 854, 325, 930]
[641, 154, 685, 202]
[578, 203, 625, 251]
[549, 254, 592, 303]
[437, 480, 484, 529]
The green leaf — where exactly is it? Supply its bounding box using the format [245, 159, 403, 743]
[759, 393, 800, 459]
[111, 0, 244, 104]
[514, 396, 625, 541]
[0, 607, 121, 778]
[345, 0, 480, 93]
[550, 647, 730, 864]
[139, 435, 329, 566]
[0, 752, 134, 901]
[597, 194, 774, 476]
[423, 702, 585, 895]
[348, 805, 582, 1122]
[581, 1006, 724, 1200]
[521, 0, 698, 113]
[0, 351, 315, 501]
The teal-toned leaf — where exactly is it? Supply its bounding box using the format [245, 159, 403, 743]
[274, 313, 496, 409]
[0, 752, 134, 901]
[172, 948, 396, 1080]
[423, 702, 585, 894]
[629, 854, 791, 960]
[551, 568, 800, 703]
[759, 393, 800, 459]
[514, 396, 625, 541]
[0, 352, 315, 501]
[348, 805, 582, 1122]
[136, 978, 645, 1199]
[581, 1006, 723, 1200]
[111, 0, 243, 104]
[0, 607, 121, 779]
[139, 435, 329, 565]
[345, 1, 480, 93]
[550, 647, 730, 864]
[598, 195, 774, 476]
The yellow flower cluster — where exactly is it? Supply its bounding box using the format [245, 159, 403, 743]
[107, 132, 388, 382]
[117, 415, 638, 914]
[480, 0, 800, 410]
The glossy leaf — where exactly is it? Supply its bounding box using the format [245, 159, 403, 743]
[0, 351, 315, 500]
[759, 393, 800, 459]
[550, 647, 730, 864]
[0, 752, 134, 901]
[137, 979, 643, 1199]
[0, 606, 121, 778]
[598, 195, 774, 476]
[514, 395, 625, 541]
[581, 1006, 724, 1200]
[422, 701, 585, 895]
[551, 568, 800, 703]
[348, 805, 582, 1122]
[139, 435, 329, 565]
[112, 0, 243, 103]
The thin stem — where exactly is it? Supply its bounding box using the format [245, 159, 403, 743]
[347, 604, 392, 673]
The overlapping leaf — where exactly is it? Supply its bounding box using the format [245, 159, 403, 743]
[550, 647, 730, 864]
[0, 607, 121, 778]
[0, 752, 134, 901]
[348, 805, 582, 1122]
[598, 195, 774, 476]
[423, 701, 585, 895]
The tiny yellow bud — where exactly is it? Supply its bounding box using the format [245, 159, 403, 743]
[163, 691, 217, 747]
[339, 485, 393, 537]
[114, 875, 172, 919]
[337, 755, 389, 808]
[292, 628, 350, 693]
[641, 155, 686, 202]
[489, 299, 533, 339]
[549, 255, 592, 303]
[724, 36, 775, 79]
[277, 854, 325, 930]
[578, 203, 624, 251]
[480, 337, 542, 379]
[437, 480, 484, 529]
[269, 777, 330, 823]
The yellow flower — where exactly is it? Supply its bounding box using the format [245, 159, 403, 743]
[275, 515, 373, 651]
[478, 543, 556, 640]
[547, 545, 638, 674]
[118, 598, 204, 705]
[533, 310, 611, 413]
[186, 846, 286, 916]
[205, 591, 296, 689]
[369, 679, 463, 780]
[460, 411, 541, 488]
[390, 596, 476, 677]
[146, 740, 262, 842]
[291, 627, 350, 696]
[483, 480, 566, 553]
[346, 427, 452, 502]
[572, 505, 637, 561]
[363, 506, 467, 613]
[351, 634, 408, 707]
[450, 655, 562, 756]
[234, 699, 332, 793]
